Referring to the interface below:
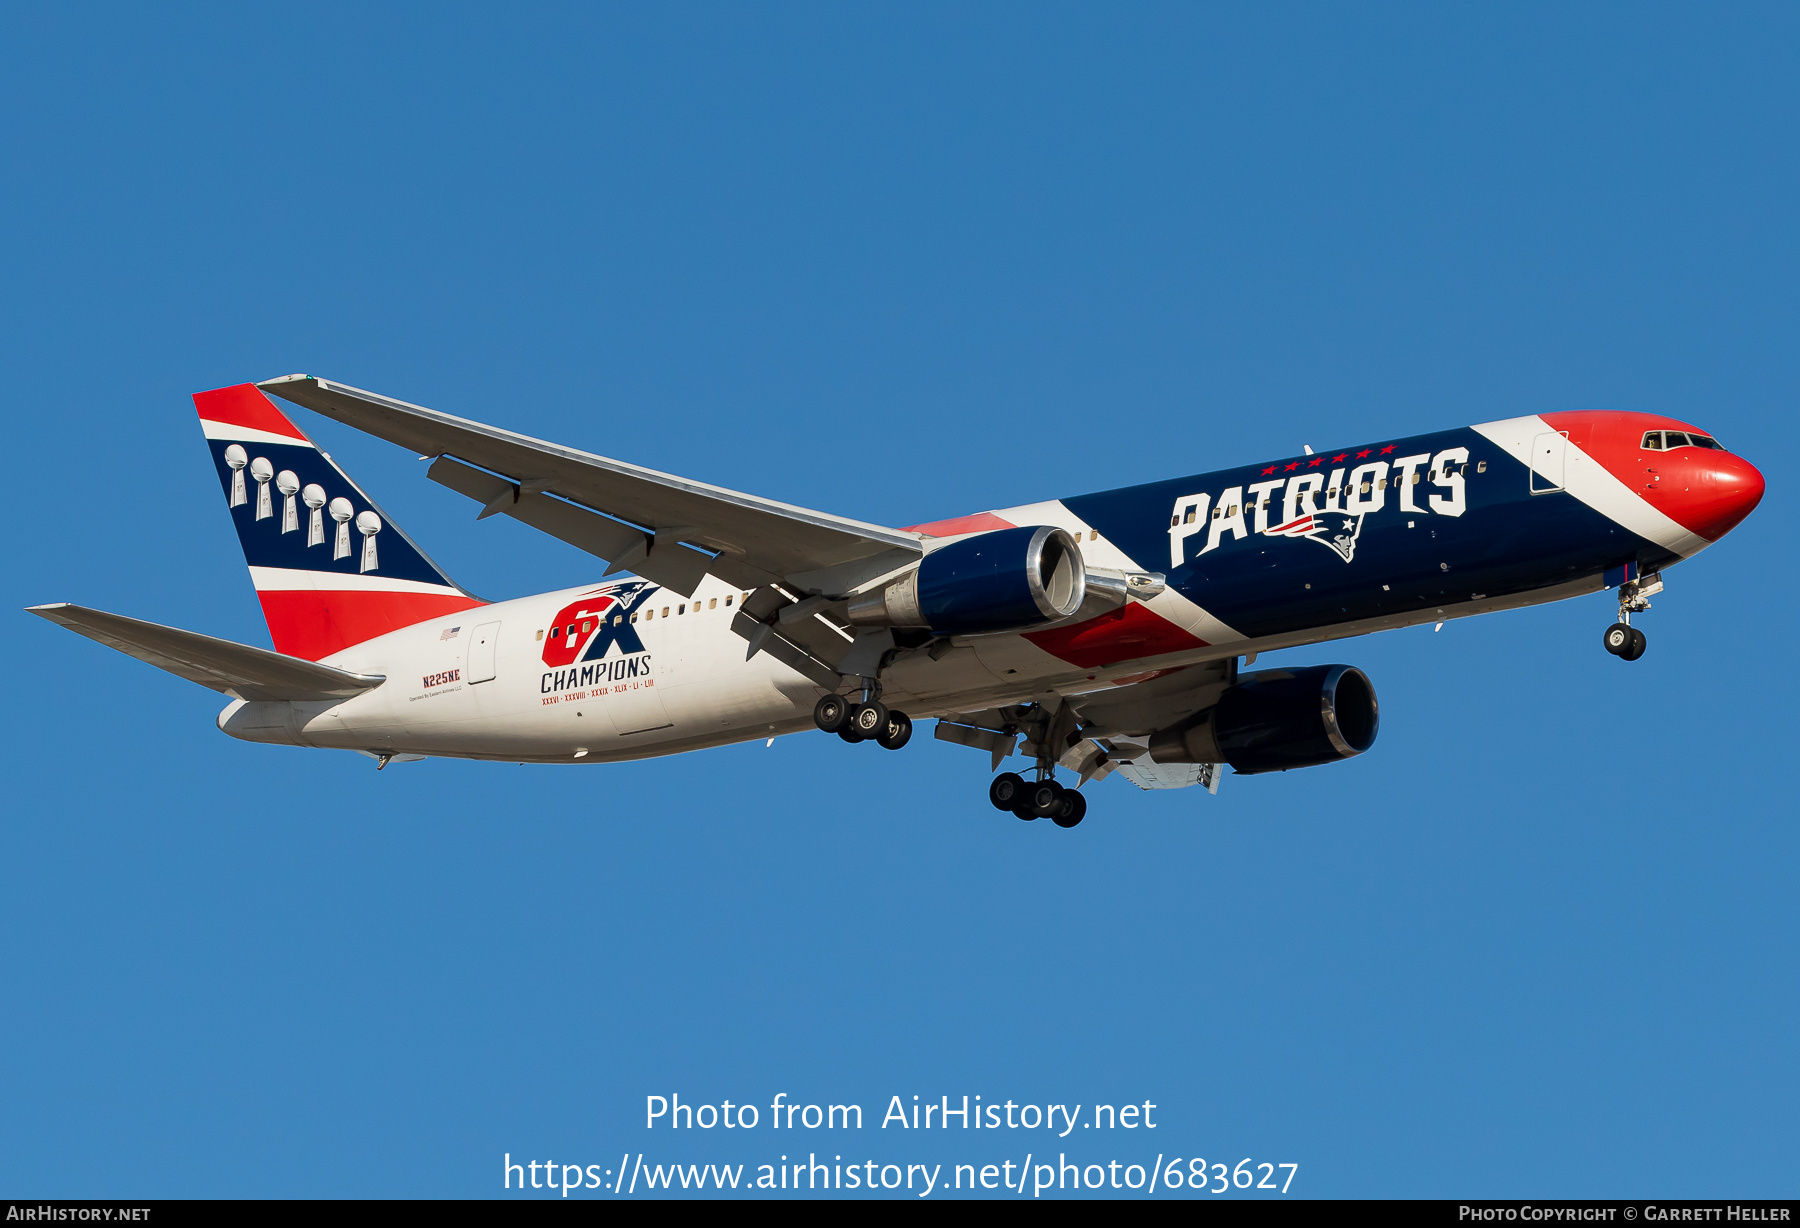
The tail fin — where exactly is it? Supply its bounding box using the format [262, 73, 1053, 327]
[195, 384, 484, 661]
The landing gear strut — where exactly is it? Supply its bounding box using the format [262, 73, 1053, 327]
[984, 703, 1089, 828]
[1603, 571, 1661, 662]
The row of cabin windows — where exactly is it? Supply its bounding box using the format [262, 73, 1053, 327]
[1171, 461, 1486, 525]
[535, 592, 755, 641]
[1642, 430, 1721, 452]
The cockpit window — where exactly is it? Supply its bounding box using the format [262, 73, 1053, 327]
[1643, 430, 1724, 452]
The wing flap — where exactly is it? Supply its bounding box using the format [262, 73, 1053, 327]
[259, 375, 921, 589]
[26, 603, 385, 702]
[1114, 761, 1223, 792]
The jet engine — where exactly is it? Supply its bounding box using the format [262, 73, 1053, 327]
[847, 525, 1087, 636]
[1148, 664, 1379, 774]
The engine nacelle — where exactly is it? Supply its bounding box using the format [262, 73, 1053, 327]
[847, 525, 1087, 636]
[1148, 664, 1379, 775]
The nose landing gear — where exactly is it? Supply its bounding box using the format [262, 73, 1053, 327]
[1603, 572, 1661, 662]
[1603, 623, 1645, 660]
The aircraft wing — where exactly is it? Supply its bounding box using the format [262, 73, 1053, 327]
[257, 375, 923, 598]
[26, 603, 385, 703]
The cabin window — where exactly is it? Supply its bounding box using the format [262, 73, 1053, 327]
[662, 607, 670, 617]
[1477, 461, 1487, 473]
[1184, 506, 1198, 524]
[582, 620, 593, 633]
[1088, 530, 1098, 541]
[709, 598, 718, 609]
[741, 592, 751, 603]
[536, 629, 544, 640]
[630, 613, 638, 623]
[725, 595, 733, 607]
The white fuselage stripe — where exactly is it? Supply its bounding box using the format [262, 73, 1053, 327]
[1471, 416, 1710, 558]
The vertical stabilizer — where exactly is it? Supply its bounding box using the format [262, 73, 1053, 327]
[195, 384, 484, 661]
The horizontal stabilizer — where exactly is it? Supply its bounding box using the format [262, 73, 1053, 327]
[25, 603, 385, 702]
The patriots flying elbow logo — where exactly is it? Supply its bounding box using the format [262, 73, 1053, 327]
[1268, 511, 1368, 562]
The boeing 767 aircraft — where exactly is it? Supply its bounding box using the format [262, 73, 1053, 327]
[29, 378, 1764, 827]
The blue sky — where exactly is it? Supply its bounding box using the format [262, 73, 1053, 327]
[3, 3, 1795, 1198]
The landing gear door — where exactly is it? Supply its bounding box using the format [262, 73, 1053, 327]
[468, 620, 501, 684]
[1530, 431, 1568, 494]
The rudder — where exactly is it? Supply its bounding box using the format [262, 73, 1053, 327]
[195, 384, 484, 661]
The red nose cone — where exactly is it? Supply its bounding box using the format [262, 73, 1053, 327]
[1540, 410, 1765, 544]
[1680, 450, 1765, 542]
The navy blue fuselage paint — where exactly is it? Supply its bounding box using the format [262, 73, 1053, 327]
[1062, 427, 1660, 639]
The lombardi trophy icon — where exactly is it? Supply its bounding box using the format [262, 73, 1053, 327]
[302, 484, 327, 547]
[249, 457, 274, 521]
[224, 444, 248, 508]
[328, 497, 354, 560]
[277, 470, 300, 533]
[355, 511, 382, 573]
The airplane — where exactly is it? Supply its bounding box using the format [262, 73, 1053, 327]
[28, 378, 1764, 828]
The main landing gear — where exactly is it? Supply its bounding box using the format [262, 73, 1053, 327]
[1603, 571, 1662, 662]
[982, 699, 1090, 829]
[988, 772, 1087, 828]
[813, 691, 912, 750]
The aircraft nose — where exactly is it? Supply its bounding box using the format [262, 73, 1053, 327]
[1681, 449, 1765, 542]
